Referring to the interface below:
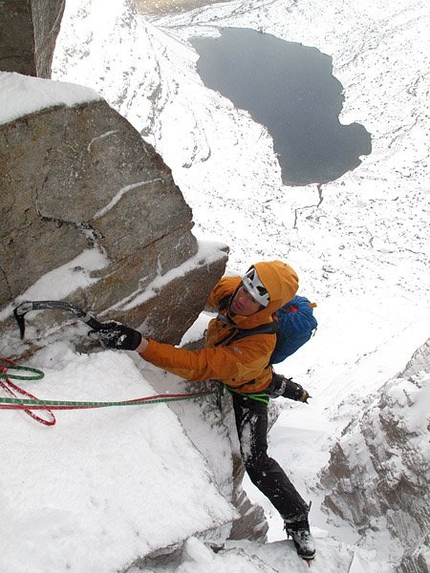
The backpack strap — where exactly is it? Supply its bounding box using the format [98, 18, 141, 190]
[214, 318, 279, 348]
[227, 321, 280, 344]
[213, 317, 278, 401]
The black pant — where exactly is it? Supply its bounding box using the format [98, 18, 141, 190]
[232, 392, 309, 523]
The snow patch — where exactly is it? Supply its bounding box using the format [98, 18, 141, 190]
[0, 72, 101, 126]
[0, 249, 109, 322]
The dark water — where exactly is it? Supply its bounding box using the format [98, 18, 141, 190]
[191, 28, 372, 186]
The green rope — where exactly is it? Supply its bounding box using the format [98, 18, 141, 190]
[0, 360, 215, 410]
[0, 361, 268, 410]
[0, 365, 45, 381]
[0, 390, 216, 410]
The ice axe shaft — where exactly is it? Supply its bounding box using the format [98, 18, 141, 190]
[13, 300, 104, 339]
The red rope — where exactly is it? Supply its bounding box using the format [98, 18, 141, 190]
[0, 358, 56, 426]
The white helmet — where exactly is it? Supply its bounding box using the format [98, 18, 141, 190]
[242, 267, 270, 307]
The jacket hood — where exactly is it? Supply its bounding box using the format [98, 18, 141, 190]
[229, 260, 299, 328]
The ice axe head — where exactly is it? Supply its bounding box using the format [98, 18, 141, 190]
[13, 302, 33, 339]
[12, 300, 104, 340]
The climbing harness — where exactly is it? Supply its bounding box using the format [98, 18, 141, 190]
[227, 386, 270, 405]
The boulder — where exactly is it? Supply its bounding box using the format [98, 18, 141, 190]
[320, 339, 430, 572]
[0, 88, 227, 346]
[0, 0, 65, 78]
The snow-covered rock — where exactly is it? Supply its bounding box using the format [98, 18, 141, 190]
[0, 71, 228, 347]
[320, 339, 430, 572]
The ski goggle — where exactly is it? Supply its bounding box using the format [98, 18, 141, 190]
[241, 268, 270, 307]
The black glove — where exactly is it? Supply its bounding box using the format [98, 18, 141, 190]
[89, 321, 142, 351]
[268, 372, 311, 403]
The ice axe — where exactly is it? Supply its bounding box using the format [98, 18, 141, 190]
[13, 300, 105, 339]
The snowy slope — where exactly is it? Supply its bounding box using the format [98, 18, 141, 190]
[53, 0, 430, 337]
[0, 347, 236, 573]
[0, 347, 387, 573]
[0, 0, 428, 571]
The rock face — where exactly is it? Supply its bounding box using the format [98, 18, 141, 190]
[320, 339, 430, 572]
[0, 0, 65, 78]
[0, 93, 227, 345]
[0, 0, 263, 559]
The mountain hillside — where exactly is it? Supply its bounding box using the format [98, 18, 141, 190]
[0, 0, 428, 571]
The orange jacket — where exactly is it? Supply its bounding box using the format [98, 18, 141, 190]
[140, 261, 299, 394]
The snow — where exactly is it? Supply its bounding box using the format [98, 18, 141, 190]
[0, 349, 235, 573]
[1, 0, 429, 571]
[0, 71, 101, 126]
[0, 249, 109, 323]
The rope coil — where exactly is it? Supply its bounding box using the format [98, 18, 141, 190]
[0, 364, 45, 381]
[0, 358, 55, 426]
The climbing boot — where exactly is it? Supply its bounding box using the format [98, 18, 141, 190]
[284, 519, 316, 560]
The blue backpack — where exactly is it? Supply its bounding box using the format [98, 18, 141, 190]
[270, 295, 318, 364]
[216, 294, 317, 365]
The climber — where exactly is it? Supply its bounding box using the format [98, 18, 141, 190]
[90, 260, 316, 561]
